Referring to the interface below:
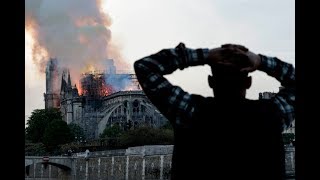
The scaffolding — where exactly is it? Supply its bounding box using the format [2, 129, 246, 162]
[80, 72, 114, 110]
[125, 74, 141, 90]
[80, 71, 141, 110]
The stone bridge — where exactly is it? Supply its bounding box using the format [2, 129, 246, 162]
[25, 145, 295, 180]
[25, 145, 174, 180]
[25, 156, 74, 170]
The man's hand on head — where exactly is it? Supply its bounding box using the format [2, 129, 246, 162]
[222, 44, 262, 72]
[221, 44, 248, 52]
[238, 49, 262, 73]
[207, 45, 247, 67]
[207, 47, 231, 66]
[207, 44, 261, 73]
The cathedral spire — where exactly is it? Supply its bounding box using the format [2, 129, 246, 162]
[60, 72, 66, 93]
[68, 69, 72, 87]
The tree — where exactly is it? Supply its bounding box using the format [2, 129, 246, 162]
[60, 142, 80, 154]
[25, 142, 46, 156]
[25, 108, 63, 143]
[120, 126, 174, 148]
[43, 120, 74, 152]
[68, 123, 86, 141]
[100, 124, 123, 138]
[100, 124, 124, 148]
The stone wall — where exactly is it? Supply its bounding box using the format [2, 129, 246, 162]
[285, 146, 295, 177]
[26, 145, 294, 180]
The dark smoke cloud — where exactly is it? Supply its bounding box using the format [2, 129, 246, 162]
[25, 0, 128, 84]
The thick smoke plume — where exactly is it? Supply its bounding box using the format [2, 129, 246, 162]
[25, 0, 129, 86]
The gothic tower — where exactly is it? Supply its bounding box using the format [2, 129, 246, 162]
[44, 58, 60, 109]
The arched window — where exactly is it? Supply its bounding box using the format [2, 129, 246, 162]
[132, 100, 140, 115]
[141, 105, 145, 113]
[132, 99, 139, 107]
[123, 100, 129, 108]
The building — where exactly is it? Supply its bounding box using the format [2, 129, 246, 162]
[259, 90, 295, 136]
[45, 58, 168, 139]
[258, 91, 276, 100]
[44, 58, 61, 109]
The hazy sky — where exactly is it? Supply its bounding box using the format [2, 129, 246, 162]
[25, 0, 295, 125]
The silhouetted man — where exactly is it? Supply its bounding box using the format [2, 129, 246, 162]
[134, 43, 295, 180]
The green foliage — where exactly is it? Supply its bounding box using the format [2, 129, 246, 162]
[25, 108, 62, 143]
[68, 123, 86, 140]
[119, 126, 174, 148]
[100, 124, 123, 138]
[43, 120, 74, 152]
[161, 121, 173, 130]
[25, 142, 46, 156]
[283, 133, 295, 144]
[60, 142, 81, 154]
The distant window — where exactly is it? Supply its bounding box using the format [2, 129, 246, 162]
[133, 100, 139, 107]
[123, 101, 128, 108]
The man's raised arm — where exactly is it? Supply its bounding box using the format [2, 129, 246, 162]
[224, 44, 295, 130]
[258, 54, 295, 130]
[133, 43, 209, 127]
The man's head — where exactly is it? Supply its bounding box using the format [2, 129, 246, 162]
[208, 46, 252, 99]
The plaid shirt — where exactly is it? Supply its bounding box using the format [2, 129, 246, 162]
[134, 43, 295, 131]
[258, 54, 295, 130]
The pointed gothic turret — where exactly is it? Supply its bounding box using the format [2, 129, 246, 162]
[68, 69, 72, 87]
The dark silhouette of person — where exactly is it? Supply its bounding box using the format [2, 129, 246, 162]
[134, 43, 295, 180]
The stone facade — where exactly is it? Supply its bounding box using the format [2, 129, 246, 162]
[44, 58, 168, 139]
[44, 58, 61, 109]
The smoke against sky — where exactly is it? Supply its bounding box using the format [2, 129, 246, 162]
[25, 0, 129, 82]
[105, 74, 132, 92]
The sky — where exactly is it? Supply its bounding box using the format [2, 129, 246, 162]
[25, 0, 295, 126]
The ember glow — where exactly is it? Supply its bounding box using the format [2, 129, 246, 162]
[80, 73, 114, 97]
[82, 64, 98, 74]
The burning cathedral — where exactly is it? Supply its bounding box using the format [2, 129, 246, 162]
[44, 58, 168, 139]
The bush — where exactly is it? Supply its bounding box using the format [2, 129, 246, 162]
[43, 120, 73, 152]
[100, 124, 123, 138]
[25, 142, 46, 156]
[60, 142, 81, 154]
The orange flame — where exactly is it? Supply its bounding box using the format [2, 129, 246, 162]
[82, 64, 97, 74]
[75, 81, 83, 95]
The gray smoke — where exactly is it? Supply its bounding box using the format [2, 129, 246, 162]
[105, 74, 132, 92]
[25, 0, 129, 85]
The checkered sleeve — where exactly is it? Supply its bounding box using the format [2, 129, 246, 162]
[258, 54, 295, 130]
[134, 43, 209, 126]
